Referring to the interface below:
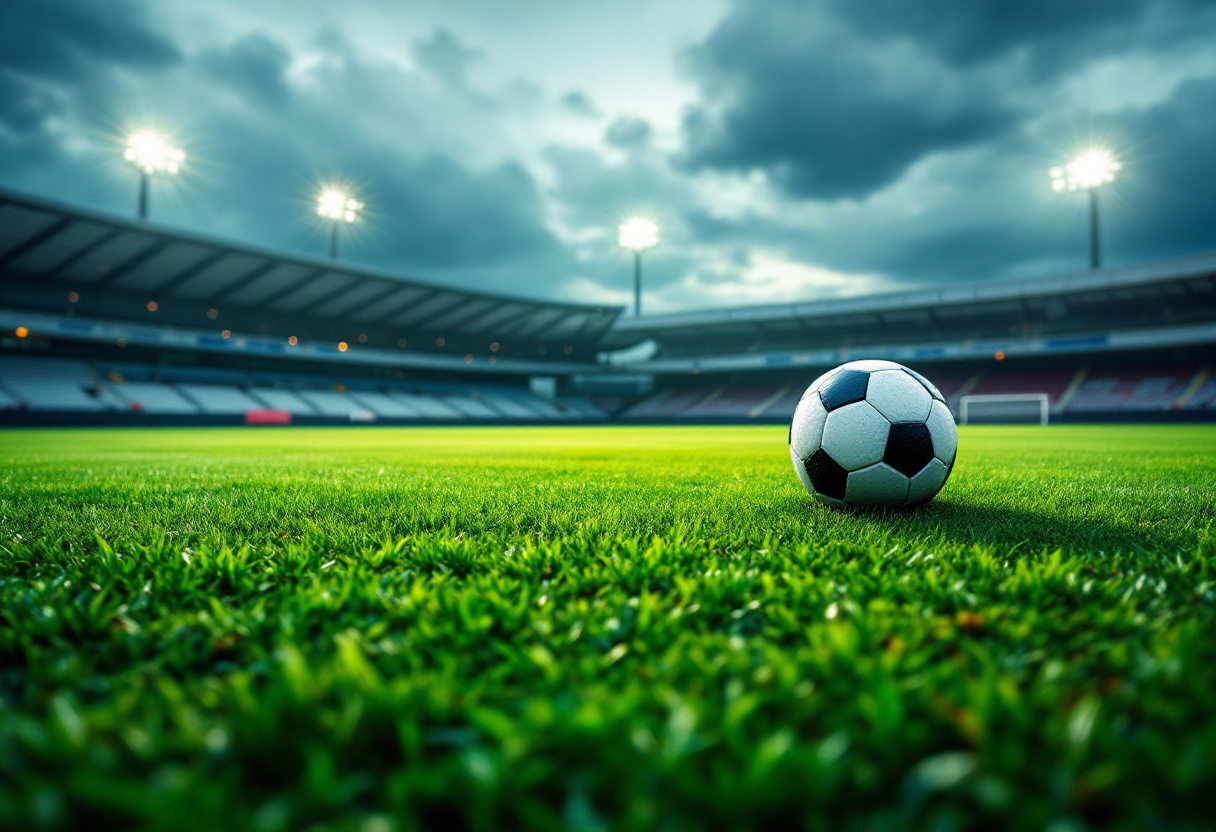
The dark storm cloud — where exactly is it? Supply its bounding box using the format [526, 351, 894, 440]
[0, 0, 180, 81]
[604, 117, 652, 150]
[824, 0, 1216, 73]
[679, 0, 1216, 203]
[412, 29, 483, 87]
[199, 33, 293, 107]
[680, 71, 1216, 286]
[680, 0, 1017, 200]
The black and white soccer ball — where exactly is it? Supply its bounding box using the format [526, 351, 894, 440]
[790, 360, 957, 509]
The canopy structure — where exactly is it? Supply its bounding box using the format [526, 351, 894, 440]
[605, 250, 1216, 360]
[0, 188, 621, 350]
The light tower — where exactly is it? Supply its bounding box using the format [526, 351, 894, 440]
[1051, 149, 1120, 270]
[123, 131, 184, 221]
[618, 218, 659, 316]
[316, 188, 363, 260]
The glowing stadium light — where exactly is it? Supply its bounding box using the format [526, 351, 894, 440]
[316, 188, 362, 260]
[1050, 148, 1120, 193]
[1050, 149, 1121, 270]
[123, 131, 184, 220]
[619, 218, 659, 316]
[618, 218, 659, 251]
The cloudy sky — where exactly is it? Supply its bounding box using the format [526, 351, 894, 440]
[1, 0, 1213, 312]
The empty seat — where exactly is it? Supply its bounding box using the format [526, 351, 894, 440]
[176, 384, 264, 414]
[247, 388, 318, 414]
[296, 390, 367, 417]
[113, 382, 199, 414]
[348, 391, 421, 418]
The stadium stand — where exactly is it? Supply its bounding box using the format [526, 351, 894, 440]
[0, 356, 119, 411]
[2, 185, 1214, 424]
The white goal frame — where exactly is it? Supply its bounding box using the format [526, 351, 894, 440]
[959, 393, 1050, 426]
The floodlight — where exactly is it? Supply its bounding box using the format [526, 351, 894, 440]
[316, 188, 362, 223]
[1050, 149, 1120, 192]
[123, 130, 184, 220]
[619, 218, 659, 251]
[124, 131, 184, 175]
[1050, 149, 1121, 270]
[316, 187, 363, 259]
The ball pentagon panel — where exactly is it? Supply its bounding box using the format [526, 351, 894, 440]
[805, 448, 849, 500]
[883, 422, 935, 477]
[818, 370, 870, 411]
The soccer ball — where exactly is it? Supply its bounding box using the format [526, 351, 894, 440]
[789, 360, 957, 509]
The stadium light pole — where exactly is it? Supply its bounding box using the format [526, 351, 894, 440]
[123, 131, 184, 221]
[316, 188, 362, 260]
[1051, 149, 1120, 270]
[619, 218, 659, 316]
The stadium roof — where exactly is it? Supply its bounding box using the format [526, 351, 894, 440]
[605, 250, 1216, 351]
[0, 187, 622, 344]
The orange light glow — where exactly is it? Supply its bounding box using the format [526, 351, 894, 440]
[67, 292, 79, 303]
[221, 329, 231, 339]
[995, 351, 1006, 361]
[338, 341, 349, 352]
[146, 301, 158, 312]
[490, 342, 500, 353]
[207, 308, 219, 320]
[15, 326, 29, 338]
[288, 335, 298, 346]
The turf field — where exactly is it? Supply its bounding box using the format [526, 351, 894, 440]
[2, 425, 1215, 831]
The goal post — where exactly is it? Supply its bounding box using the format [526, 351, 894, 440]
[959, 393, 1050, 425]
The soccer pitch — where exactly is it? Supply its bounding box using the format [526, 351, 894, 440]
[2, 425, 1215, 830]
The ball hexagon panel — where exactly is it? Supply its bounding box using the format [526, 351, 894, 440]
[845, 462, 910, 506]
[790, 445, 815, 494]
[818, 369, 870, 411]
[883, 422, 935, 476]
[903, 367, 945, 402]
[866, 369, 932, 423]
[805, 448, 848, 500]
[789, 393, 829, 459]
[821, 400, 890, 471]
[906, 457, 949, 505]
[925, 399, 958, 463]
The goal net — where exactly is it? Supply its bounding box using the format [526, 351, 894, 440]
[958, 393, 1049, 425]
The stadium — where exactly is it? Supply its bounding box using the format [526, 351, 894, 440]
[3, 2, 1216, 830]
[4, 187, 1214, 426]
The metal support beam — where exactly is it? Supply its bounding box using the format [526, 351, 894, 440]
[0, 217, 75, 270]
[92, 239, 171, 287]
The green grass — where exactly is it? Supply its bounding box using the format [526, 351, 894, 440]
[1, 425, 1214, 831]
